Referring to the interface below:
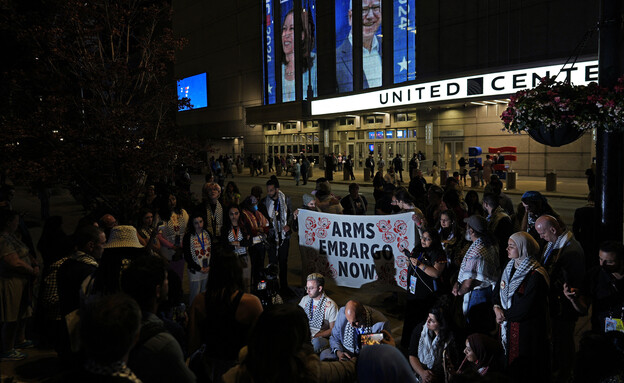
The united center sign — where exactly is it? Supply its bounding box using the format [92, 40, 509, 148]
[311, 60, 599, 115]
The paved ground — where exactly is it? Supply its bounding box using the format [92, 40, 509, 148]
[0, 169, 593, 381]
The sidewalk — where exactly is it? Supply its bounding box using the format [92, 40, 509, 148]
[253, 167, 590, 200]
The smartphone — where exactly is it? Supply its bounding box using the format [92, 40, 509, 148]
[202, 258, 209, 268]
[257, 281, 267, 290]
[360, 333, 384, 347]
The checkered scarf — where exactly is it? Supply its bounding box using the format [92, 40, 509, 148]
[307, 294, 328, 331]
[343, 306, 373, 353]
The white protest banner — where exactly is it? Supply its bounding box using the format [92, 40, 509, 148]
[297, 210, 415, 289]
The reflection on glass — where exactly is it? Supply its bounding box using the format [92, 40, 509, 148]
[335, 0, 382, 93]
[281, 1, 317, 102]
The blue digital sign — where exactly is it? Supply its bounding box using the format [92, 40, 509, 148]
[264, 0, 276, 104]
[368, 131, 376, 139]
[369, 144, 375, 152]
[376, 131, 384, 139]
[393, 0, 416, 84]
[386, 130, 394, 139]
[177, 73, 208, 111]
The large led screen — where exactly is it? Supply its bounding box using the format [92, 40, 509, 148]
[280, 0, 317, 102]
[177, 73, 208, 111]
[335, 0, 383, 93]
[393, 0, 416, 83]
[263, 0, 277, 104]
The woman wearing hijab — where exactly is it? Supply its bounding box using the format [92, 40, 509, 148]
[492, 231, 550, 382]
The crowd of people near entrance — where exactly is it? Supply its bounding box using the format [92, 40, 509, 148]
[0, 153, 623, 383]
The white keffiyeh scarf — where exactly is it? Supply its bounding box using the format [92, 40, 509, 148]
[267, 191, 288, 245]
[206, 201, 223, 239]
[307, 294, 328, 332]
[342, 306, 373, 353]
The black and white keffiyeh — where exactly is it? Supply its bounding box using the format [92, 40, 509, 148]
[206, 201, 223, 238]
[267, 190, 288, 245]
[499, 232, 549, 353]
[342, 306, 373, 353]
[308, 294, 328, 331]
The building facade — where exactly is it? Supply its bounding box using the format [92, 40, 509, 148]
[174, 0, 600, 177]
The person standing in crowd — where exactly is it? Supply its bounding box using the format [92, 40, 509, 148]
[263, 176, 293, 297]
[121, 255, 196, 383]
[408, 169, 427, 211]
[240, 196, 269, 288]
[493, 232, 551, 382]
[365, 153, 375, 176]
[564, 240, 624, 333]
[483, 193, 514, 268]
[573, 191, 597, 268]
[345, 155, 355, 181]
[521, 191, 564, 245]
[458, 156, 468, 186]
[300, 155, 310, 185]
[340, 183, 368, 215]
[157, 192, 189, 282]
[452, 215, 499, 333]
[222, 205, 252, 292]
[464, 190, 484, 218]
[0, 210, 40, 361]
[324, 154, 335, 181]
[201, 182, 223, 246]
[409, 153, 420, 180]
[384, 166, 397, 186]
[431, 161, 439, 185]
[293, 158, 301, 186]
[378, 155, 385, 172]
[392, 188, 426, 240]
[222, 181, 241, 210]
[437, 209, 470, 277]
[535, 214, 585, 383]
[188, 252, 263, 381]
[135, 208, 161, 257]
[321, 300, 390, 361]
[298, 273, 339, 354]
[267, 154, 274, 172]
[183, 211, 211, 305]
[393, 154, 404, 183]
[408, 304, 460, 383]
[441, 190, 467, 229]
[402, 228, 446, 350]
[483, 155, 494, 184]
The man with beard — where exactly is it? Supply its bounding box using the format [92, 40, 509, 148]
[298, 273, 339, 353]
[263, 176, 293, 296]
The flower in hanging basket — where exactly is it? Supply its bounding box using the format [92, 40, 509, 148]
[501, 76, 624, 135]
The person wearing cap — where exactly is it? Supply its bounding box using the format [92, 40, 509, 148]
[535, 214, 584, 383]
[452, 215, 499, 333]
[298, 273, 339, 353]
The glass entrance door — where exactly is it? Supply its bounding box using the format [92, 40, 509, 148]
[442, 141, 464, 172]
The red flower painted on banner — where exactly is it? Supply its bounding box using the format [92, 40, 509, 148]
[398, 269, 408, 288]
[316, 217, 331, 239]
[305, 217, 317, 231]
[382, 231, 396, 243]
[376, 220, 392, 233]
[305, 231, 316, 245]
[393, 220, 407, 236]
[395, 254, 408, 269]
[397, 237, 410, 252]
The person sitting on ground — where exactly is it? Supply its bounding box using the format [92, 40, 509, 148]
[408, 303, 460, 383]
[121, 255, 196, 383]
[188, 250, 263, 382]
[61, 293, 142, 382]
[222, 304, 357, 383]
[456, 333, 504, 378]
[298, 273, 339, 353]
[321, 300, 390, 361]
[340, 183, 368, 215]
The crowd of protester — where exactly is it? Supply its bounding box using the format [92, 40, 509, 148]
[0, 154, 623, 383]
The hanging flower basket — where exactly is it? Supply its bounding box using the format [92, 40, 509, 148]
[527, 123, 585, 147]
[501, 76, 624, 147]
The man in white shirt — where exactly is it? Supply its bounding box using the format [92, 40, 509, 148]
[336, 0, 382, 92]
[298, 273, 339, 353]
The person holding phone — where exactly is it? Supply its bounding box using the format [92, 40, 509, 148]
[402, 227, 446, 350]
[183, 211, 211, 306]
